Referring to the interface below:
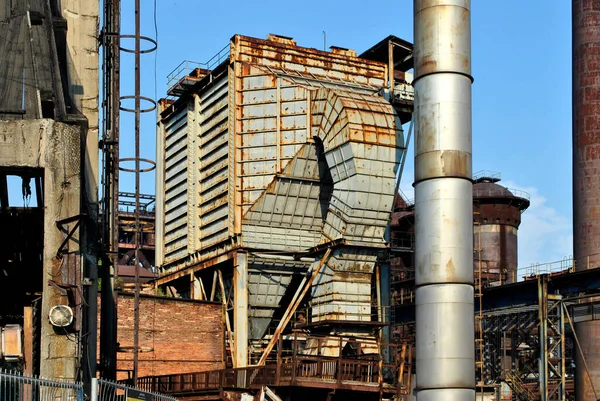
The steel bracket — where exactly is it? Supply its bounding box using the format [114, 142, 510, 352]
[55, 214, 86, 258]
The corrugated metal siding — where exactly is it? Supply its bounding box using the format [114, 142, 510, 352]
[237, 65, 310, 215]
[157, 36, 401, 274]
[247, 257, 309, 340]
[197, 74, 229, 248]
[242, 142, 331, 251]
[311, 88, 402, 243]
[311, 248, 378, 323]
[163, 105, 190, 263]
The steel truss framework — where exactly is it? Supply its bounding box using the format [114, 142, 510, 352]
[481, 274, 600, 401]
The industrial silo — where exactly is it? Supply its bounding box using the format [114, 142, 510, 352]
[472, 175, 530, 285]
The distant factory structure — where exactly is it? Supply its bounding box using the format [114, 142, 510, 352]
[3, 1, 600, 401]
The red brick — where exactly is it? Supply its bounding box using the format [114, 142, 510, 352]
[98, 293, 224, 380]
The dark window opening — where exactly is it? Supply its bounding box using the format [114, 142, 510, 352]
[0, 168, 44, 374]
[41, 100, 55, 119]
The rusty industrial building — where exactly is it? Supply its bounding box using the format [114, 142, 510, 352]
[148, 33, 414, 400]
[4, 1, 600, 401]
[0, 0, 100, 388]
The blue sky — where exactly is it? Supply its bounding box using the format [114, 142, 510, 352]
[113, 0, 572, 269]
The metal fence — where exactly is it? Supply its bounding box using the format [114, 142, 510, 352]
[0, 370, 178, 401]
[516, 256, 574, 279]
[0, 369, 83, 401]
[93, 377, 179, 401]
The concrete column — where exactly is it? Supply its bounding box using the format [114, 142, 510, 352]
[192, 273, 203, 300]
[234, 252, 248, 367]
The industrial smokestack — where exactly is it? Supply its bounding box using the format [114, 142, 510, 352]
[573, 1, 600, 399]
[413, 0, 475, 399]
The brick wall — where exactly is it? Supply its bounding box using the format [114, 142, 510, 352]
[99, 293, 224, 380]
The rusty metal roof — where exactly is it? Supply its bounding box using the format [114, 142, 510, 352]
[359, 35, 414, 71]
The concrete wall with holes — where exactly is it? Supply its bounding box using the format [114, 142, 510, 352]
[0, 119, 82, 380]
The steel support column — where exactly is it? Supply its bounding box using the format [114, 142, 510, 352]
[99, 0, 120, 380]
[539, 276, 549, 401]
[538, 275, 567, 401]
[234, 252, 249, 368]
[553, 298, 566, 401]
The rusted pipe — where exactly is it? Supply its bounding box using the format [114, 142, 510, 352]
[132, 0, 141, 384]
[413, 1, 475, 400]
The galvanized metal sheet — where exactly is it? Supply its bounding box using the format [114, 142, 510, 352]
[242, 142, 329, 251]
[162, 105, 190, 264]
[197, 75, 230, 249]
[311, 88, 403, 244]
[246, 257, 310, 339]
[156, 36, 408, 304]
[310, 247, 378, 323]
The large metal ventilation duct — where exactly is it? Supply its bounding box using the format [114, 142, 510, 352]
[573, 1, 600, 399]
[413, 1, 475, 400]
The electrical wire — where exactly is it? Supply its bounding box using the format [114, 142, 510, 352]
[153, 0, 158, 104]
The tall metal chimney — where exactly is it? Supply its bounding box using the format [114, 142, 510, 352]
[573, 1, 600, 399]
[413, 1, 475, 400]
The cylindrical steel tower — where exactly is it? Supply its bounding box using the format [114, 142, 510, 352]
[413, 0, 475, 399]
[473, 178, 530, 285]
[573, 1, 600, 399]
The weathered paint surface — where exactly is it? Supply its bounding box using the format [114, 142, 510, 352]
[311, 88, 402, 244]
[472, 181, 529, 285]
[413, 0, 475, 398]
[156, 34, 408, 354]
[0, 120, 83, 380]
[308, 88, 403, 323]
[158, 34, 398, 273]
[573, 1, 600, 399]
[161, 104, 190, 264]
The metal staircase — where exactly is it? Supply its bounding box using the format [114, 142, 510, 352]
[505, 371, 536, 400]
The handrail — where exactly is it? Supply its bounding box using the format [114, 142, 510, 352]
[390, 232, 415, 250]
[138, 354, 400, 395]
[517, 257, 574, 279]
[472, 186, 530, 201]
[166, 44, 230, 89]
[472, 170, 502, 181]
[505, 370, 537, 400]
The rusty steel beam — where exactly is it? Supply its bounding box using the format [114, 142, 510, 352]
[413, 1, 475, 400]
[99, 0, 120, 381]
[132, 0, 142, 383]
[155, 251, 235, 286]
[257, 248, 332, 366]
[217, 269, 235, 365]
[573, 1, 600, 400]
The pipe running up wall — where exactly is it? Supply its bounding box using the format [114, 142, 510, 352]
[413, 1, 475, 400]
